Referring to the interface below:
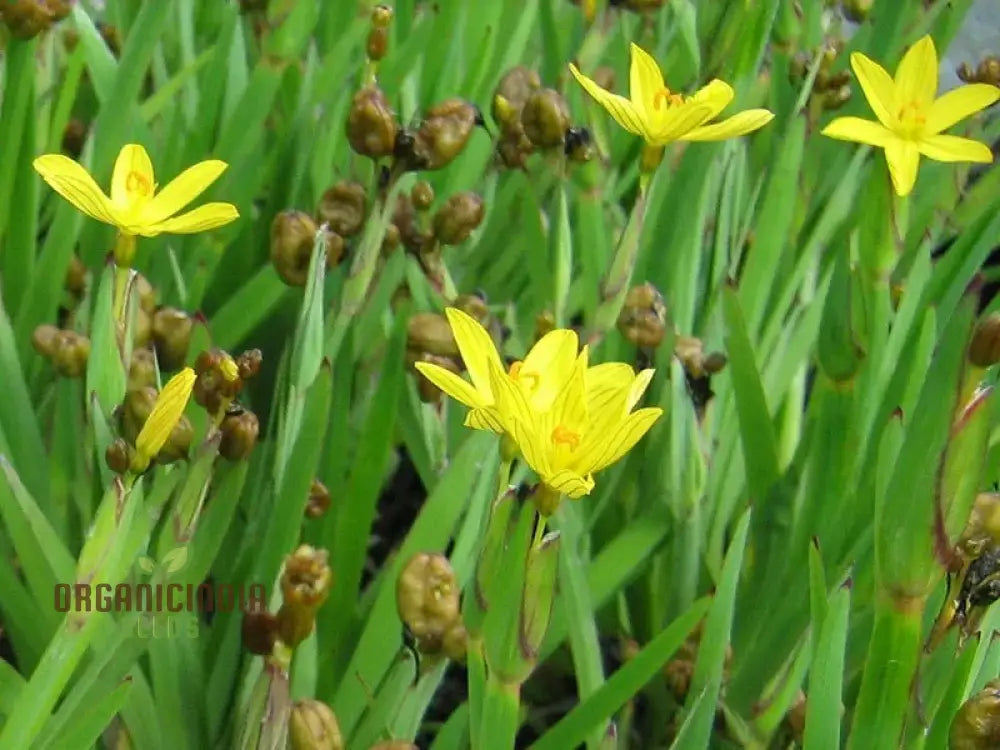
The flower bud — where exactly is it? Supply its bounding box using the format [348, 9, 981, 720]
[62, 118, 87, 159]
[396, 553, 462, 655]
[151, 307, 193, 371]
[51, 330, 91, 378]
[970, 313, 1000, 368]
[237, 349, 263, 380]
[65, 253, 87, 298]
[105, 438, 133, 475]
[277, 546, 332, 647]
[346, 86, 398, 159]
[32, 324, 60, 358]
[288, 699, 344, 750]
[366, 26, 389, 61]
[618, 283, 667, 349]
[520, 89, 571, 149]
[432, 192, 485, 245]
[371, 4, 393, 28]
[306, 479, 331, 519]
[1, 0, 73, 40]
[951, 679, 1000, 749]
[157, 415, 194, 464]
[411, 181, 435, 211]
[519, 532, 560, 669]
[133, 273, 157, 315]
[976, 57, 1000, 87]
[822, 84, 852, 111]
[242, 609, 279, 656]
[841, 0, 874, 23]
[219, 409, 259, 461]
[406, 313, 460, 358]
[271, 210, 318, 287]
[492, 67, 541, 125]
[131, 308, 152, 349]
[316, 181, 367, 237]
[404, 99, 483, 171]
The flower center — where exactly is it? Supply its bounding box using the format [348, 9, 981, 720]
[551, 424, 581, 451]
[508, 360, 540, 392]
[896, 100, 927, 138]
[653, 88, 684, 111]
[126, 170, 154, 198]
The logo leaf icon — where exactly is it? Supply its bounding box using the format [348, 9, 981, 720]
[163, 547, 188, 573]
[137, 557, 155, 574]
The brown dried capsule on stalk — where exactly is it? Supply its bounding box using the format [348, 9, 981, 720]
[346, 86, 398, 159]
[288, 699, 344, 750]
[316, 181, 367, 237]
[618, 283, 668, 350]
[399, 99, 484, 171]
[520, 89, 571, 149]
[432, 192, 485, 245]
[151, 307, 193, 371]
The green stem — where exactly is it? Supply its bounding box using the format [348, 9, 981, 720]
[478, 674, 520, 750]
[846, 593, 925, 750]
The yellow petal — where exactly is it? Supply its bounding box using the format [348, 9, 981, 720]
[883, 138, 920, 197]
[821, 117, 895, 147]
[111, 144, 156, 211]
[626, 369, 655, 411]
[488, 359, 548, 473]
[548, 354, 589, 440]
[682, 109, 774, 142]
[465, 408, 506, 433]
[850, 51, 898, 128]
[583, 407, 663, 474]
[520, 329, 579, 409]
[926, 83, 1000, 134]
[32, 154, 119, 226]
[585, 363, 634, 413]
[570, 63, 650, 139]
[141, 160, 229, 226]
[628, 43, 665, 119]
[133, 368, 196, 472]
[649, 102, 716, 144]
[545, 469, 595, 499]
[894, 35, 938, 109]
[688, 79, 735, 122]
[444, 307, 504, 399]
[917, 134, 993, 163]
[142, 202, 239, 236]
[414, 361, 484, 409]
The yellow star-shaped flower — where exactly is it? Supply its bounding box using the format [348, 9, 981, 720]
[33, 144, 239, 245]
[569, 43, 774, 146]
[821, 35, 1000, 197]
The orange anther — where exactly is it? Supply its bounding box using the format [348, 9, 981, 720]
[551, 424, 581, 450]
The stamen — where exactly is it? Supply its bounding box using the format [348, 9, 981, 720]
[551, 424, 581, 451]
[508, 361, 522, 378]
[653, 89, 684, 110]
[126, 171, 153, 197]
[509, 360, 540, 391]
[897, 101, 926, 127]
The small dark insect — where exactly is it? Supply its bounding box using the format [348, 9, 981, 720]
[564, 126, 592, 156]
[956, 546, 1000, 622]
[225, 402, 246, 418]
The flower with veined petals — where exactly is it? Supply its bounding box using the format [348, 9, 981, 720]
[821, 35, 1000, 197]
[414, 308, 655, 441]
[33, 144, 239, 257]
[131, 367, 196, 473]
[569, 43, 774, 147]
[488, 347, 662, 512]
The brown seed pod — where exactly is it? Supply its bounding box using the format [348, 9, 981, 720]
[306, 479, 331, 519]
[346, 86, 398, 159]
[151, 307, 193, 371]
[241, 609, 279, 656]
[288, 699, 344, 750]
[403, 99, 483, 171]
[219, 409, 260, 461]
[395, 552, 462, 655]
[617, 282, 668, 350]
[316, 181, 367, 237]
[520, 89, 571, 149]
[271, 210, 318, 287]
[432, 192, 485, 245]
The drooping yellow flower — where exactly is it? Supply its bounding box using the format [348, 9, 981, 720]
[414, 308, 579, 433]
[33, 144, 239, 259]
[489, 347, 662, 510]
[569, 43, 774, 146]
[132, 367, 197, 473]
[821, 35, 1000, 197]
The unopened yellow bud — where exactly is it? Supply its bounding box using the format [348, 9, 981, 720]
[288, 699, 344, 750]
[131, 368, 196, 473]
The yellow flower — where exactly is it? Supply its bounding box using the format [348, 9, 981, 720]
[33, 143, 239, 244]
[414, 308, 579, 433]
[821, 35, 1000, 197]
[132, 367, 196, 473]
[489, 347, 662, 507]
[569, 43, 774, 146]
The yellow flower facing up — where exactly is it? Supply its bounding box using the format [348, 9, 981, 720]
[132, 367, 197, 473]
[414, 308, 580, 433]
[489, 346, 662, 508]
[33, 144, 239, 261]
[569, 43, 774, 147]
[821, 35, 1000, 197]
